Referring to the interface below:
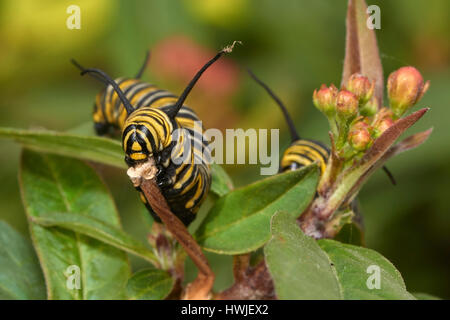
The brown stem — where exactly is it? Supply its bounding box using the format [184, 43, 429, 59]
[232, 254, 251, 283]
[165, 277, 184, 300]
[215, 260, 276, 300]
[139, 178, 214, 299]
[298, 197, 327, 239]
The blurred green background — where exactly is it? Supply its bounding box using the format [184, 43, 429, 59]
[0, 0, 449, 298]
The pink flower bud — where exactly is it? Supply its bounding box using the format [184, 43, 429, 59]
[346, 73, 375, 106]
[371, 107, 395, 138]
[350, 117, 370, 131]
[376, 117, 394, 135]
[375, 107, 394, 121]
[387, 66, 430, 117]
[348, 127, 372, 151]
[313, 84, 338, 117]
[336, 90, 358, 120]
[372, 116, 394, 138]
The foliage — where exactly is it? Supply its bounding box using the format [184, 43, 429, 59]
[0, 221, 46, 299]
[265, 212, 414, 299]
[20, 150, 130, 299]
[126, 267, 174, 300]
[0, 127, 429, 299]
[0, 0, 444, 300]
[196, 165, 318, 254]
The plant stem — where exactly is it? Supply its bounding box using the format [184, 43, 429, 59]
[328, 117, 339, 138]
[317, 133, 343, 196]
[214, 260, 275, 300]
[139, 178, 214, 299]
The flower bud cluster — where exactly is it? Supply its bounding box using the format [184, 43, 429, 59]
[312, 67, 428, 158]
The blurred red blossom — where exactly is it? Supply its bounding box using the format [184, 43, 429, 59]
[148, 36, 240, 130]
[151, 35, 240, 98]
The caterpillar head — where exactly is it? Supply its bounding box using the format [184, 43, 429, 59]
[76, 46, 232, 166]
[121, 107, 174, 168]
[122, 124, 152, 167]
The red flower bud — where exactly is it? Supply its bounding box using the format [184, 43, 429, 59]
[387, 66, 429, 117]
[376, 117, 394, 135]
[348, 127, 372, 151]
[313, 84, 338, 117]
[371, 115, 394, 138]
[350, 117, 370, 131]
[375, 107, 394, 121]
[371, 107, 395, 138]
[336, 90, 358, 120]
[346, 73, 375, 106]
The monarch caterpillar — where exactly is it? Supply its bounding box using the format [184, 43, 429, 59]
[72, 49, 228, 226]
[248, 70, 396, 184]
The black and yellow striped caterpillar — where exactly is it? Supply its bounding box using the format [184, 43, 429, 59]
[248, 70, 396, 184]
[73, 51, 226, 226]
[248, 70, 329, 175]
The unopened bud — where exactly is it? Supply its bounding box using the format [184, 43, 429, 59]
[373, 116, 395, 138]
[313, 84, 338, 117]
[348, 127, 372, 151]
[375, 107, 394, 121]
[346, 73, 375, 106]
[350, 117, 370, 131]
[387, 66, 430, 117]
[336, 90, 358, 121]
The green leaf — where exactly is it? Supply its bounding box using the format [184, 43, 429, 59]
[0, 127, 125, 169]
[412, 292, 441, 300]
[31, 212, 159, 267]
[66, 121, 97, 136]
[19, 150, 130, 299]
[265, 212, 342, 299]
[210, 163, 234, 197]
[126, 267, 174, 300]
[196, 165, 319, 255]
[0, 221, 46, 300]
[265, 212, 414, 300]
[318, 239, 415, 299]
[0, 127, 232, 198]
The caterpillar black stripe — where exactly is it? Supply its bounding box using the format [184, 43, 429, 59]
[248, 69, 396, 184]
[73, 50, 228, 226]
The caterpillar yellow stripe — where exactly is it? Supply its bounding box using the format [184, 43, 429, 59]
[280, 139, 329, 174]
[74, 49, 230, 226]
